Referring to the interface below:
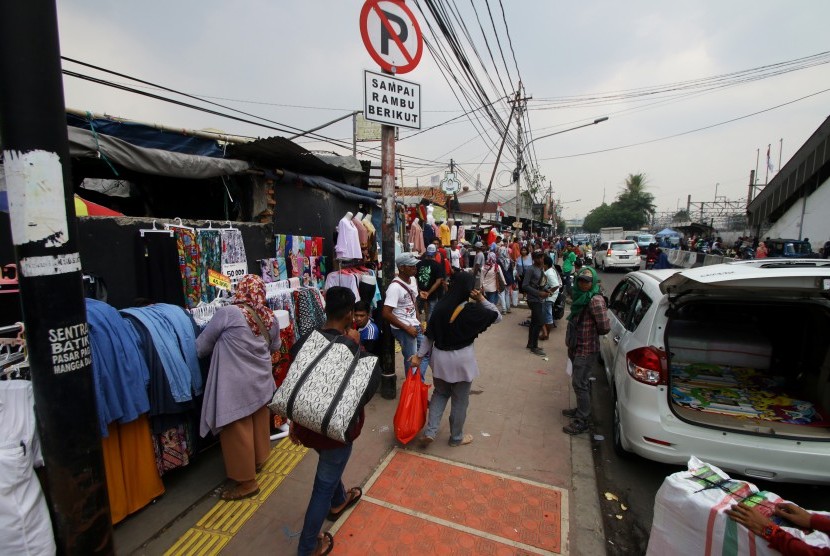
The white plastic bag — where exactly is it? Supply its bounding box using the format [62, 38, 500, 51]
[511, 288, 519, 307]
[565, 358, 573, 377]
[647, 456, 830, 555]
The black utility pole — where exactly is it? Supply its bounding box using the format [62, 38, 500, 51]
[0, 2, 114, 554]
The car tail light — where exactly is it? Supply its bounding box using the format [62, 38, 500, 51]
[626, 346, 667, 385]
[635, 246, 641, 256]
[606, 249, 613, 256]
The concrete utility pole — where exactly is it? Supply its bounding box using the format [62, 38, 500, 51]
[379, 114, 396, 397]
[512, 84, 530, 223]
[477, 90, 520, 229]
[0, 1, 114, 553]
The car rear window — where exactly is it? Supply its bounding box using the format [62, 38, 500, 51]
[610, 241, 637, 250]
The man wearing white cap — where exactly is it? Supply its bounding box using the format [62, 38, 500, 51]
[383, 253, 430, 381]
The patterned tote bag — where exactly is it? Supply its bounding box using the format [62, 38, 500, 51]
[268, 331, 380, 442]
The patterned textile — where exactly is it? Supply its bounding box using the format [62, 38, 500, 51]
[273, 257, 288, 281]
[174, 228, 202, 308]
[234, 274, 276, 336]
[260, 258, 276, 283]
[305, 237, 313, 257]
[289, 252, 300, 278]
[268, 330, 379, 442]
[272, 322, 296, 388]
[275, 234, 287, 258]
[293, 235, 304, 256]
[294, 288, 326, 339]
[267, 289, 297, 338]
[220, 228, 247, 265]
[197, 230, 222, 303]
[153, 424, 192, 475]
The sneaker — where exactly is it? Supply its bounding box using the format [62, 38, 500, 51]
[561, 408, 578, 418]
[530, 348, 547, 357]
[418, 435, 434, 448]
[562, 421, 589, 435]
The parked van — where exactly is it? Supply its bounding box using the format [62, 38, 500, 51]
[600, 259, 830, 483]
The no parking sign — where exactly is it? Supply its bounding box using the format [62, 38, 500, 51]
[359, 0, 423, 74]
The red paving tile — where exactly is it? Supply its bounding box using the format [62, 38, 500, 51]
[333, 451, 562, 554]
[333, 502, 540, 555]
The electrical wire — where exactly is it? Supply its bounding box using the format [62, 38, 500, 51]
[538, 86, 830, 161]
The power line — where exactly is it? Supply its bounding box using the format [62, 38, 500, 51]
[538, 86, 830, 161]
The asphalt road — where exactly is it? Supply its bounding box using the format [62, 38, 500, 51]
[587, 264, 830, 555]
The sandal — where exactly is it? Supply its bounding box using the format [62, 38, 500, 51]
[327, 487, 362, 521]
[221, 485, 260, 501]
[255, 463, 264, 474]
[314, 532, 334, 556]
[449, 433, 473, 447]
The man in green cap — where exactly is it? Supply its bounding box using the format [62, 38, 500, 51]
[562, 267, 610, 435]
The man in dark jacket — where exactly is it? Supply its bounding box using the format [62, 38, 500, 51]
[522, 250, 550, 357]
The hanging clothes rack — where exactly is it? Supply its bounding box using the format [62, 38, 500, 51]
[138, 220, 174, 237]
[165, 217, 195, 232]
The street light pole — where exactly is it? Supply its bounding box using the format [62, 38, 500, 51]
[516, 116, 608, 232]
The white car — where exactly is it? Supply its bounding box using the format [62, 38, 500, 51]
[599, 259, 830, 484]
[595, 240, 641, 272]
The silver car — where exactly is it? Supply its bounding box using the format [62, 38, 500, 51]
[595, 240, 641, 272]
[599, 259, 830, 484]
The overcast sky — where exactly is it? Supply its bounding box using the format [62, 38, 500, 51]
[57, 1, 830, 220]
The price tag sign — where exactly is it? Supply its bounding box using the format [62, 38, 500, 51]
[208, 269, 232, 291]
[220, 263, 247, 288]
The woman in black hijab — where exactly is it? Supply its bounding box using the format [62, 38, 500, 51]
[411, 272, 501, 447]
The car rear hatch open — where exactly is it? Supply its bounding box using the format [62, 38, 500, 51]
[660, 260, 830, 441]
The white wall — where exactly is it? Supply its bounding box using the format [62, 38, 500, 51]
[765, 176, 830, 243]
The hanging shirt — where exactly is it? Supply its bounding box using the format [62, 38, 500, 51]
[335, 217, 362, 259]
[0, 381, 56, 556]
[439, 223, 451, 246]
[408, 221, 426, 254]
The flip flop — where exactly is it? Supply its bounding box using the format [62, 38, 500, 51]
[314, 532, 334, 556]
[327, 487, 362, 521]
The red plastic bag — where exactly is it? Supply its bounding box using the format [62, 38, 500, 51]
[393, 367, 430, 444]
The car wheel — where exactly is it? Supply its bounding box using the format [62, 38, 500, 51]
[612, 390, 631, 458]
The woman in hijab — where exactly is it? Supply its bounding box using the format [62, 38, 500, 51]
[197, 274, 280, 500]
[480, 251, 506, 306]
[411, 272, 501, 447]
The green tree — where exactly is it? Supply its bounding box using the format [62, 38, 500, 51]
[616, 173, 655, 228]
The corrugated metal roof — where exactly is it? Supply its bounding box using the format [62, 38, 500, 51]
[227, 136, 363, 181]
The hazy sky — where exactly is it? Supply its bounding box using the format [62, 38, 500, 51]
[57, 1, 830, 220]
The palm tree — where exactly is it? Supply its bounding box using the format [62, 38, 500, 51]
[617, 173, 655, 228]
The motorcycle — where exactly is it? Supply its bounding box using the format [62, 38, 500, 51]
[645, 253, 657, 270]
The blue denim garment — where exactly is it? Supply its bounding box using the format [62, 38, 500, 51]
[297, 444, 352, 556]
[121, 304, 202, 402]
[86, 299, 151, 436]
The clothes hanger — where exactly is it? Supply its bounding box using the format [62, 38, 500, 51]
[139, 220, 174, 237]
[165, 217, 195, 232]
[196, 220, 215, 233]
[220, 220, 237, 231]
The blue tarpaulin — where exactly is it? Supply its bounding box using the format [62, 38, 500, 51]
[67, 113, 224, 158]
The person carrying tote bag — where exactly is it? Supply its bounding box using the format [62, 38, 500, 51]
[274, 287, 379, 556]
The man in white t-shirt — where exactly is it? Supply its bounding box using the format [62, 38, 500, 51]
[383, 252, 430, 381]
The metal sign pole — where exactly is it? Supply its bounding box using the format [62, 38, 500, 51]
[0, 1, 114, 553]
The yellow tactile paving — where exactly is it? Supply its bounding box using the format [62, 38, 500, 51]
[163, 437, 307, 556]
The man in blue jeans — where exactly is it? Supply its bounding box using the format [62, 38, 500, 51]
[289, 287, 372, 556]
[383, 252, 430, 380]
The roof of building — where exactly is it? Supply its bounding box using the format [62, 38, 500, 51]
[748, 115, 830, 227]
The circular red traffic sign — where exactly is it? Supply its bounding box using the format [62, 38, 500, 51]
[360, 0, 423, 74]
